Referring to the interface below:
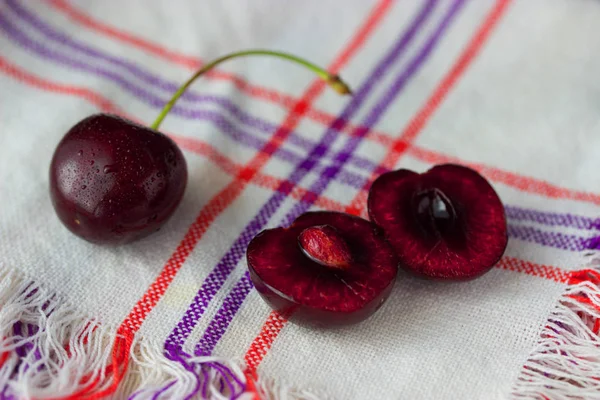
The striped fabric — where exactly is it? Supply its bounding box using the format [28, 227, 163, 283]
[1, 0, 600, 399]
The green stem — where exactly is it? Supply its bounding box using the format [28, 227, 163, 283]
[150, 49, 352, 130]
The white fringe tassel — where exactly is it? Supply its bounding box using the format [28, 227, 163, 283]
[0, 265, 321, 399]
[513, 258, 600, 399]
[121, 344, 328, 399]
[0, 266, 116, 398]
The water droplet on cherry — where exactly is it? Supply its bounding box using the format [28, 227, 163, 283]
[103, 165, 118, 174]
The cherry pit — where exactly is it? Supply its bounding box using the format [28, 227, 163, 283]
[49, 50, 507, 326]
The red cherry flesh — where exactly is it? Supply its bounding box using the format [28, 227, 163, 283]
[368, 164, 507, 280]
[247, 211, 399, 326]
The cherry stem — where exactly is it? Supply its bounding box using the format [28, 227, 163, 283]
[150, 49, 352, 130]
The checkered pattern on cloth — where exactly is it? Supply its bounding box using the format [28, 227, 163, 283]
[1, 0, 600, 398]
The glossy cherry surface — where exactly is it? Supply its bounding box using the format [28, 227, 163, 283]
[48, 50, 350, 246]
[49, 113, 187, 244]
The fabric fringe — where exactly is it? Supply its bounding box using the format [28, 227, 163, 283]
[0, 265, 116, 398]
[0, 265, 321, 399]
[512, 250, 600, 399]
[126, 347, 328, 399]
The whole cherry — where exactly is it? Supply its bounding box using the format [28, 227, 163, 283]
[49, 50, 351, 245]
[49, 115, 186, 244]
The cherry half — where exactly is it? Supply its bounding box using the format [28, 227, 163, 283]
[49, 50, 351, 245]
[368, 164, 508, 280]
[247, 212, 399, 326]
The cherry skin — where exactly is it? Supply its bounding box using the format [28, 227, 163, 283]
[49, 113, 187, 245]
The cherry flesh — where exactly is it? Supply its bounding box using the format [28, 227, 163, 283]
[247, 211, 398, 326]
[49, 114, 187, 245]
[368, 164, 507, 280]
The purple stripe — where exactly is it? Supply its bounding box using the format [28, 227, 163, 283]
[3, 0, 283, 127]
[206, 362, 244, 399]
[194, 226, 594, 356]
[8, 0, 213, 105]
[0, 8, 309, 158]
[8, 0, 597, 236]
[588, 236, 600, 250]
[200, 366, 210, 400]
[164, 0, 441, 351]
[15, 0, 593, 237]
[194, 273, 253, 356]
[282, 0, 462, 226]
[504, 206, 600, 231]
[1, 4, 594, 238]
[12, 322, 27, 359]
[5, 0, 369, 167]
[0, 6, 183, 112]
[192, 0, 466, 357]
[3, 0, 397, 179]
[0, 385, 11, 400]
[508, 225, 591, 251]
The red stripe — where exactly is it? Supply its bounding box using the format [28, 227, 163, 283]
[173, 135, 349, 211]
[0, 45, 580, 397]
[0, 35, 575, 396]
[245, 311, 288, 372]
[569, 269, 600, 286]
[0, 350, 9, 369]
[1, 56, 596, 250]
[407, 146, 600, 206]
[497, 257, 570, 283]
[144, 135, 600, 231]
[47, 0, 340, 120]
[243, 255, 568, 372]
[48, 0, 201, 69]
[114, 1, 392, 393]
[119, 0, 393, 333]
[244, 0, 513, 373]
[345, 0, 512, 215]
[0, 7, 592, 389]
[0, 2, 391, 397]
[0, 57, 118, 113]
[46, 0, 405, 148]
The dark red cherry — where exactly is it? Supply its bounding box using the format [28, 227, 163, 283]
[247, 211, 398, 326]
[368, 164, 507, 280]
[49, 114, 187, 244]
[47, 51, 351, 246]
